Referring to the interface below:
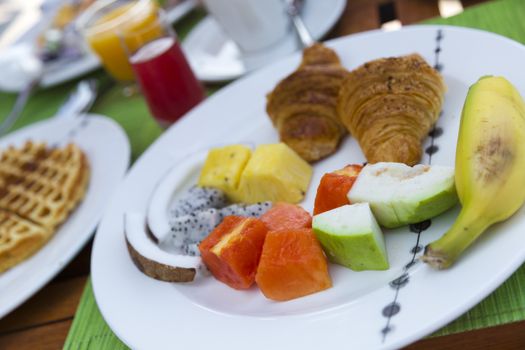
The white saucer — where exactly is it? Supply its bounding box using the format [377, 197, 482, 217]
[183, 0, 347, 82]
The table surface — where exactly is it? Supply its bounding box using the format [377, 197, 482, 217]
[2, 0, 525, 349]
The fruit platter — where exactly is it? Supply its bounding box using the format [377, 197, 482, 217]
[91, 25, 525, 349]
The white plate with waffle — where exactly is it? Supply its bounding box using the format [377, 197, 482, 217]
[0, 114, 129, 319]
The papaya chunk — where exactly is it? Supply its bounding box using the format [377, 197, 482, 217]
[260, 202, 312, 231]
[199, 216, 268, 290]
[255, 228, 332, 301]
[313, 164, 363, 215]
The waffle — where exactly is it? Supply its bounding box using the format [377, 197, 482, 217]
[0, 141, 90, 273]
[0, 210, 51, 273]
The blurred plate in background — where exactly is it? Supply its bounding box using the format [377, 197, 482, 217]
[0, 114, 129, 319]
[0, 0, 198, 92]
[183, 0, 347, 82]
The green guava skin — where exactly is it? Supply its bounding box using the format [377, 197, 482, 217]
[313, 229, 389, 271]
[312, 204, 389, 271]
[393, 185, 458, 227]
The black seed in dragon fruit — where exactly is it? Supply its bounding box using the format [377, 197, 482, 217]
[184, 244, 200, 257]
[169, 186, 229, 217]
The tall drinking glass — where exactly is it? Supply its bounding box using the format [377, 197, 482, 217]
[121, 11, 205, 127]
[77, 0, 161, 82]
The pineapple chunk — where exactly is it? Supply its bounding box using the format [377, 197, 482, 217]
[237, 143, 312, 203]
[198, 145, 252, 201]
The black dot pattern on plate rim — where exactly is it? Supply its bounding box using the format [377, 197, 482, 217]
[409, 219, 432, 233]
[404, 260, 419, 270]
[380, 28, 444, 343]
[425, 144, 439, 156]
[411, 245, 423, 254]
[382, 302, 401, 317]
[389, 273, 409, 289]
[428, 126, 444, 138]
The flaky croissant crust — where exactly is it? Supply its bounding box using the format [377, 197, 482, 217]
[337, 54, 446, 165]
[267, 44, 349, 162]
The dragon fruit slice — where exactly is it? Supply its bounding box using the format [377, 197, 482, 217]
[218, 202, 273, 220]
[169, 186, 229, 218]
[161, 208, 222, 254]
[184, 244, 200, 257]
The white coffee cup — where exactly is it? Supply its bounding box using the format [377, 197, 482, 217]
[202, 0, 290, 53]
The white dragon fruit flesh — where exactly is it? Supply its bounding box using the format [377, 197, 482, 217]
[161, 208, 222, 255]
[169, 186, 229, 218]
[218, 202, 273, 219]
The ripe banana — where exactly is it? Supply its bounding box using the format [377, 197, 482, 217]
[422, 76, 525, 269]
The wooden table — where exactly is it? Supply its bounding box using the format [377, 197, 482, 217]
[2, 1, 525, 349]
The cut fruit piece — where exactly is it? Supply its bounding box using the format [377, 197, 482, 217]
[255, 228, 331, 301]
[124, 212, 201, 282]
[312, 203, 389, 271]
[170, 186, 229, 218]
[348, 162, 458, 228]
[161, 208, 222, 255]
[199, 216, 268, 290]
[260, 202, 312, 231]
[237, 143, 313, 204]
[197, 145, 252, 201]
[313, 164, 363, 215]
[218, 202, 273, 219]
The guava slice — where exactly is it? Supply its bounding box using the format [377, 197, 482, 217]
[312, 203, 389, 271]
[348, 162, 457, 228]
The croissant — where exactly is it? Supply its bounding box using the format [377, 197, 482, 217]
[266, 43, 349, 162]
[337, 54, 445, 165]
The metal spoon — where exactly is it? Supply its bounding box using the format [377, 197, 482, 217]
[51, 79, 98, 147]
[284, 0, 315, 48]
[0, 78, 97, 138]
[54, 79, 98, 120]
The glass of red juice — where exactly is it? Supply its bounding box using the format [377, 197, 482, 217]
[121, 11, 205, 127]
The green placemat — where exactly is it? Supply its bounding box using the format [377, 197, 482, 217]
[0, 0, 519, 348]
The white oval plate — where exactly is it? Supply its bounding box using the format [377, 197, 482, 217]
[92, 25, 525, 349]
[0, 114, 130, 318]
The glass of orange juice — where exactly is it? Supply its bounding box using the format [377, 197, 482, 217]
[77, 0, 162, 81]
